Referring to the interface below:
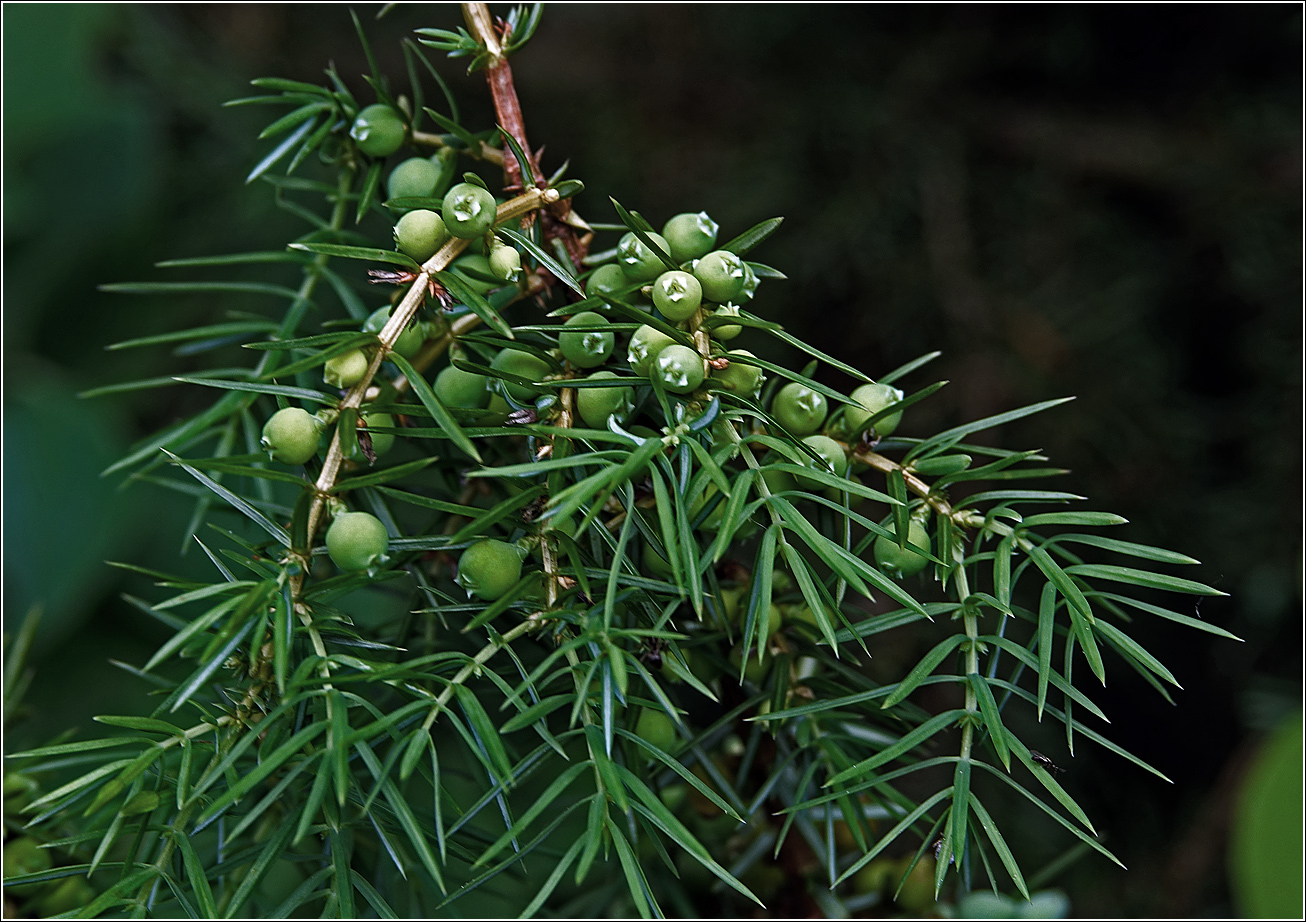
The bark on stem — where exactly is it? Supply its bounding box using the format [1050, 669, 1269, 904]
[464, 1, 533, 190]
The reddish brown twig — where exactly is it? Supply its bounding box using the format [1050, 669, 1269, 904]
[463, 3, 590, 272]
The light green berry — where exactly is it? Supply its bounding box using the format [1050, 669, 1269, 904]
[709, 303, 743, 340]
[661, 211, 719, 263]
[576, 370, 634, 429]
[491, 348, 552, 403]
[435, 365, 490, 409]
[344, 412, 395, 461]
[350, 104, 405, 158]
[654, 344, 705, 394]
[489, 242, 522, 282]
[394, 209, 449, 262]
[635, 708, 679, 753]
[363, 306, 426, 358]
[261, 407, 322, 465]
[770, 382, 828, 437]
[693, 250, 746, 303]
[846, 382, 905, 437]
[442, 181, 497, 239]
[795, 434, 848, 489]
[324, 349, 370, 389]
[617, 231, 671, 283]
[326, 512, 390, 571]
[652, 270, 703, 322]
[710, 349, 764, 396]
[456, 539, 525, 601]
[586, 263, 630, 298]
[387, 157, 441, 204]
[560, 311, 615, 367]
[874, 519, 931, 579]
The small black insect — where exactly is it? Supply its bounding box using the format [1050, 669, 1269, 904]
[521, 497, 547, 524]
[1029, 750, 1066, 774]
[639, 638, 666, 669]
[632, 476, 655, 504]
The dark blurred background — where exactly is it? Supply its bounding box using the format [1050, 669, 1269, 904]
[3, 4, 1300, 917]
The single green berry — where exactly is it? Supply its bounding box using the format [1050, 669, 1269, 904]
[635, 708, 679, 754]
[576, 370, 634, 428]
[709, 349, 764, 396]
[350, 103, 406, 158]
[796, 434, 848, 489]
[326, 511, 389, 571]
[560, 311, 615, 368]
[846, 382, 905, 437]
[363, 306, 426, 358]
[324, 349, 370, 389]
[2, 836, 52, 896]
[770, 382, 828, 436]
[450, 253, 499, 295]
[261, 407, 322, 465]
[662, 211, 719, 263]
[894, 856, 938, 912]
[490, 348, 552, 403]
[479, 393, 511, 424]
[386, 156, 441, 205]
[3, 771, 36, 810]
[517, 571, 549, 602]
[874, 518, 931, 579]
[488, 242, 522, 282]
[344, 412, 395, 461]
[586, 263, 631, 299]
[1020, 890, 1073, 918]
[852, 857, 898, 896]
[627, 324, 676, 375]
[693, 250, 746, 303]
[617, 231, 671, 282]
[654, 344, 705, 393]
[785, 603, 819, 628]
[442, 181, 497, 239]
[716, 587, 745, 627]
[761, 463, 797, 496]
[456, 538, 524, 601]
[35, 877, 96, 917]
[689, 484, 724, 529]
[730, 643, 773, 685]
[435, 365, 490, 409]
[394, 209, 450, 263]
[659, 783, 688, 811]
[708, 303, 743, 340]
[954, 892, 1018, 918]
[3, 836, 52, 879]
[731, 597, 783, 638]
[651, 270, 703, 321]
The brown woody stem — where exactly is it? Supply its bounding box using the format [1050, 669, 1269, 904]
[464, 2, 533, 190]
